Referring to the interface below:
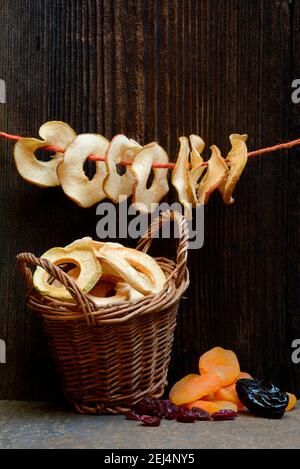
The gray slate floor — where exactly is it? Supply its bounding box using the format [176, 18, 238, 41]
[0, 401, 299, 449]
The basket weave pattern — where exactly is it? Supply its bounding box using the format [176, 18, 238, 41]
[17, 211, 189, 414]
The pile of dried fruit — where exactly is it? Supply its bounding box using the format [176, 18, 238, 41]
[33, 237, 166, 304]
[13, 121, 248, 212]
[125, 347, 298, 426]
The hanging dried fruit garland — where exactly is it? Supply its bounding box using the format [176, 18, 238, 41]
[0, 122, 299, 214]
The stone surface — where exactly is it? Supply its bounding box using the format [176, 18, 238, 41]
[0, 401, 299, 449]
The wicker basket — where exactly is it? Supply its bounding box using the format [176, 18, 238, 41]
[17, 211, 189, 414]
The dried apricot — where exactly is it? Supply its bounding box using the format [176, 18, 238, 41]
[213, 372, 253, 410]
[199, 347, 240, 386]
[286, 393, 297, 412]
[169, 373, 222, 406]
[238, 372, 253, 380]
[186, 399, 238, 414]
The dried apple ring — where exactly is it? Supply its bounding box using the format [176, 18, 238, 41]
[130, 142, 169, 213]
[116, 282, 144, 302]
[14, 121, 76, 188]
[57, 133, 109, 208]
[66, 237, 125, 283]
[88, 280, 144, 306]
[103, 134, 141, 203]
[189, 134, 206, 185]
[66, 237, 124, 251]
[219, 134, 248, 205]
[172, 137, 197, 220]
[87, 280, 129, 306]
[97, 245, 166, 295]
[33, 246, 102, 301]
[197, 145, 228, 205]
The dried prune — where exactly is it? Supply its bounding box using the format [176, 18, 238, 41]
[236, 379, 288, 419]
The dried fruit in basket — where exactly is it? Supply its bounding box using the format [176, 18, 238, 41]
[69, 238, 158, 301]
[197, 145, 228, 205]
[67, 237, 125, 283]
[199, 346, 240, 386]
[66, 237, 124, 253]
[219, 133, 248, 204]
[33, 245, 102, 301]
[116, 282, 144, 302]
[86, 279, 131, 305]
[130, 142, 169, 213]
[87, 278, 143, 305]
[103, 134, 141, 203]
[169, 373, 222, 405]
[57, 133, 109, 207]
[97, 245, 166, 295]
[14, 121, 76, 188]
[33, 235, 167, 304]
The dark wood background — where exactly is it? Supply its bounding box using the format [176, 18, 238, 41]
[0, 0, 299, 400]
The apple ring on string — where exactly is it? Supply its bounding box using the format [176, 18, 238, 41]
[14, 121, 76, 188]
[172, 137, 198, 220]
[219, 134, 248, 205]
[130, 142, 169, 213]
[97, 245, 166, 295]
[103, 135, 142, 203]
[197, 145, 228, 205]
[189, 134, 206, 186]
[33, 246, 102, 301]
[57, 134, 109, 208]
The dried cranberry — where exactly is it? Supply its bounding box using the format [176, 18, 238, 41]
[176, 408, 196, 423]
[133, 397, 156, 416]
[190, 407, 211, 421]
[125, 410, 141, 421]
[236, 379, 288, 419]
[211, 409, 238, 421]
[164, 403, 180, 420]
[152, 400, 166, 418]
[161, 399, 173, 409]
[139, 415, 161, 427]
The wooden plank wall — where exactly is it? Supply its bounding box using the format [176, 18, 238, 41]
[0, 0, 299, 400]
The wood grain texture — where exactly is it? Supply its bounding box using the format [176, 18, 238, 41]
[0, 0, 299, 400]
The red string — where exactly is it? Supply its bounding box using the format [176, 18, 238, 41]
[1, 131, 299, 169]
[0, 131, 23, 141]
